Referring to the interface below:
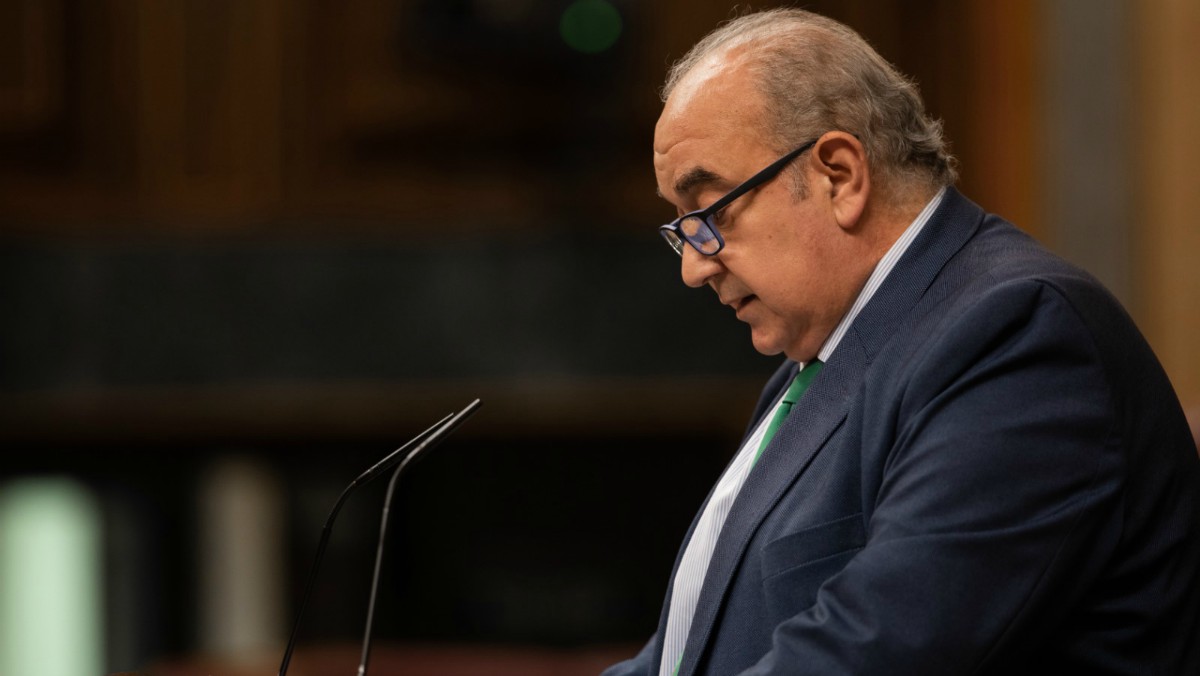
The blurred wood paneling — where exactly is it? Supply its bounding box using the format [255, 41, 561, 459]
[133, 0, 285, 222]
[1, 1, 139, 223]
[0, 376, 768, 445]
[0, 0, 665, 233]
[1135, 0, 1200, 405]
[0, 0, 1052, 443]
[0, 0, 1040, 238]
[0, 0, 64, 132]
[964, 0, 1042, 240]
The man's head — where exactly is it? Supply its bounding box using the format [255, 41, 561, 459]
[662, 9, 957, 198]
[653, 9, 954, 362]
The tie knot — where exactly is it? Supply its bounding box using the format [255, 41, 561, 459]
[752, 360, 824, 469]
[782, 360, 823, 406]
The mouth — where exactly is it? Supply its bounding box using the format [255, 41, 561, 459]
[726, 294, 757, 317]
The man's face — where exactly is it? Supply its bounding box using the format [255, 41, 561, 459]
[653, 56, 864, 362]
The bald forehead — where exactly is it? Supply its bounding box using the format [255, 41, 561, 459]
[654, 53, 768, 155]
[661, 52, 740, 117]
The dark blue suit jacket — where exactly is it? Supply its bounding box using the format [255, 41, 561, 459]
[605, 189, 1200, 675]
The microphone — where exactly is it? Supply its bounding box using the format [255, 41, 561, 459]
[356, 398, 481, 675]
[277, 399, 483, 676]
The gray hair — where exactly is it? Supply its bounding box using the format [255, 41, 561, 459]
[662, 9, 958, 193]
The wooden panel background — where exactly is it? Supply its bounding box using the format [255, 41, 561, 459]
[1, 0, 1038, 237]
[5, 3, 1195, 672]
[1135, 0, 1200, 408]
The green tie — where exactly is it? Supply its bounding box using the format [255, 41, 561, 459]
[753, 360, 823, 466]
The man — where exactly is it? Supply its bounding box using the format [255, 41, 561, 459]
[605, 8, 1200, 675]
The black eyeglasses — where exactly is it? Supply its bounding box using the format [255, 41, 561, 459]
[658, 139, 818, 256]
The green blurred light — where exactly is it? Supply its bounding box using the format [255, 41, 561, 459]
[560, 0, 623, 54]
[0, 478, 103, 676]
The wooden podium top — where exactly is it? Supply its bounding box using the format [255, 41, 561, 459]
[122, 642, 639, 676]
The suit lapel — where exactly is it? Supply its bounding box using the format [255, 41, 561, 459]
[676, 339, 864, 676]
[674, 188, 985, 675]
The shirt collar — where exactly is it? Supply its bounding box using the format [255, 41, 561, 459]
[812, 186, 947, 365]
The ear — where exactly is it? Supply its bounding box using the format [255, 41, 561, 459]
[810, 131, 870, 230]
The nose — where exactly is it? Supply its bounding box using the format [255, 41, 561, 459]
[680, 244, 723, 288]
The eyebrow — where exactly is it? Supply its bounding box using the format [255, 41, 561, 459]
[657, 166, 725, 200]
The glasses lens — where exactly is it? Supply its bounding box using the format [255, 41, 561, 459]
[660, 229, 685, 255]
[681, 215, 721, 254]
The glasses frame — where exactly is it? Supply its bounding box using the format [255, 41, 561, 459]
[659, 138, 818, 257]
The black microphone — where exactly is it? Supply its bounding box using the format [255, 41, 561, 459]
[356, 398, 482, 675]
[278, 399, 483, 676]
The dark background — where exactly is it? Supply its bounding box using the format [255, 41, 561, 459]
[2, 1, 1194, 673]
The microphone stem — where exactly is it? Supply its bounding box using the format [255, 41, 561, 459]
[276, 400, 479, 676]
[357, 459, 404, 675]
[278, 481, 357, 676]
[276, 413, 453, 676]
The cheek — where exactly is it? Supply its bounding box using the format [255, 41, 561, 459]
[758, 254, 830, 325]
[766, 247, 817, 289]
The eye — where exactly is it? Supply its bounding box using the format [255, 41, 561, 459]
[709, 206, 729, 228]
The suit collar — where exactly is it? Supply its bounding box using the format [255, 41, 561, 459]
[845, 187, 985, 362]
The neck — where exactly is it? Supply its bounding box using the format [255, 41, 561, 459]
[865, 180, 940, 254]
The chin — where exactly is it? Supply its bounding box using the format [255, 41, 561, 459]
[751, 327, 817, 363]
[749, 330, 787, 357]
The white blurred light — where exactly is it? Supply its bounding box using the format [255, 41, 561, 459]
[0, 477, 103, 676]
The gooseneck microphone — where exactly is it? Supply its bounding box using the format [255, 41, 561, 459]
[278, 399, 483, 676]
[357, 399, 482, 675]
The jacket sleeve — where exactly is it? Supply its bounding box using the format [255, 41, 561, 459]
[602, 635, 658, 676]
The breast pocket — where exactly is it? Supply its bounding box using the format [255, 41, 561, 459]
[761, 512, 866, 621]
